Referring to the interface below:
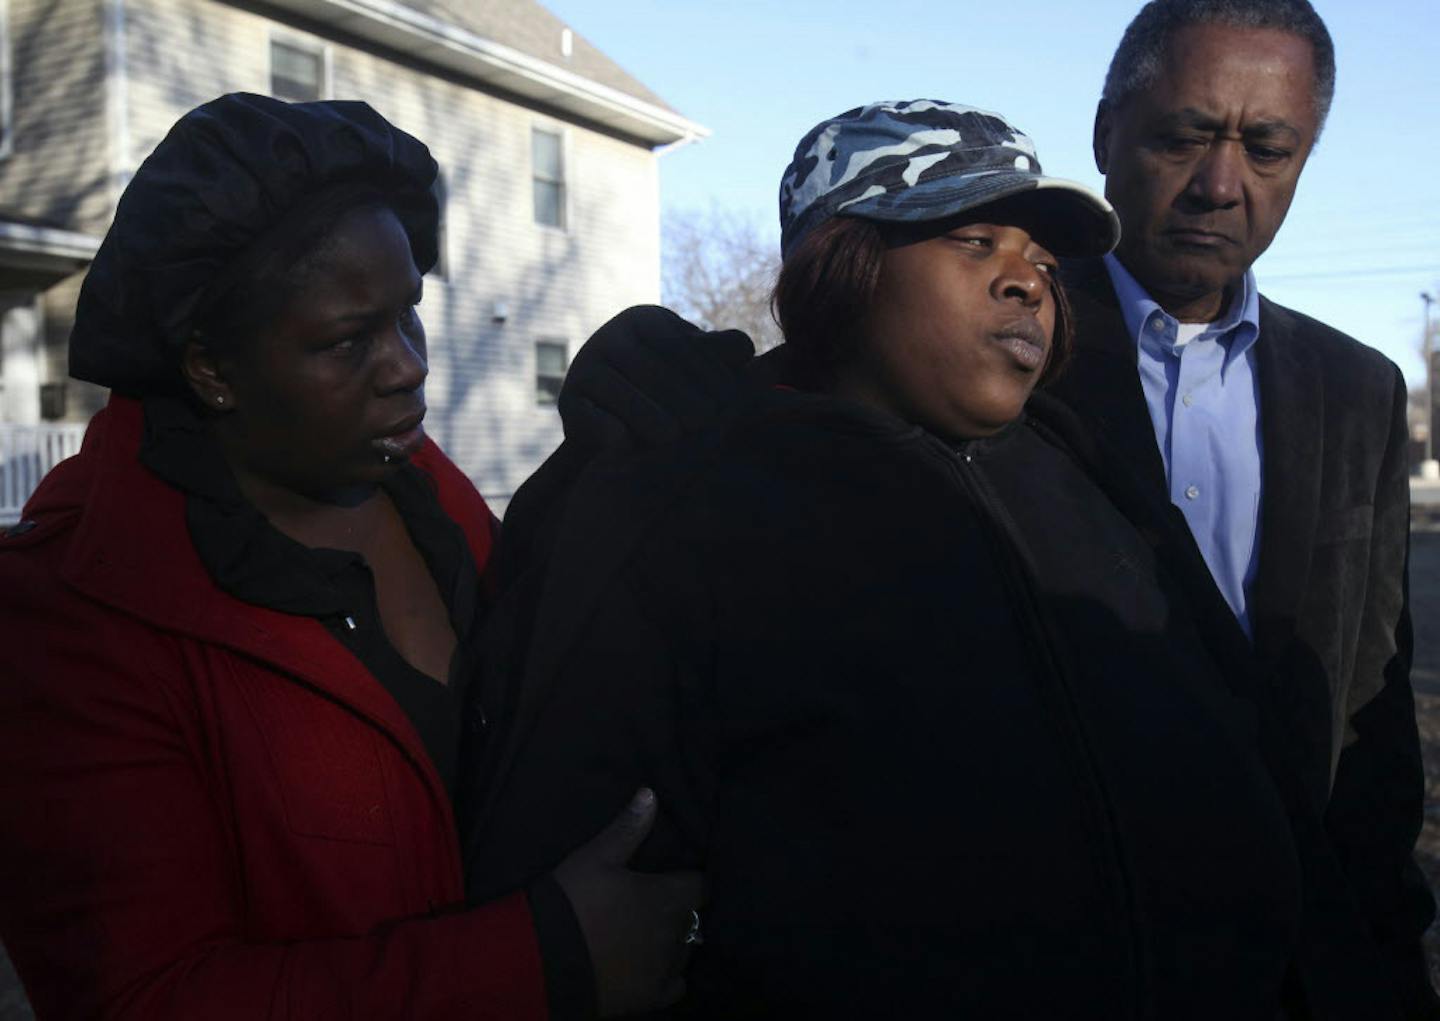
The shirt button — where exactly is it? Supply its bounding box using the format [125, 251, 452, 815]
[1182, 393, 1194, 407]
[1184, 485, 1200, 500]
[1149, 318, 1164, 332]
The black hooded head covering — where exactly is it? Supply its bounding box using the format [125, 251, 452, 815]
[70, 92, 439, 395]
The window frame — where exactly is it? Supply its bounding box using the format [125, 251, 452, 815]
[534, 339, 569, 406]
[530, 125, 568, 232]
[268, 33, 331, 103]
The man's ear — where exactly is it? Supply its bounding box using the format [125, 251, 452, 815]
[1093, 101, 1112, 175]
[181, 339, 237, 412]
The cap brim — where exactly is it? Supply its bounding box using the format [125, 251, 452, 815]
[839, 169, 1120, 258]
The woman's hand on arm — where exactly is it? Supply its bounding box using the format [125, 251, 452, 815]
[552, 787, 705, 1017]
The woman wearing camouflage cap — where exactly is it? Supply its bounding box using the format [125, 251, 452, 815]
[463, 101, 1307, 1018]
[0, 93, 700, 1019]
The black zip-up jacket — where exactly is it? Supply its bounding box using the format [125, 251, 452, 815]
[461, 376, 1364, 1018]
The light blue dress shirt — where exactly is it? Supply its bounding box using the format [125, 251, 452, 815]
[1102, 254, 1264, 636]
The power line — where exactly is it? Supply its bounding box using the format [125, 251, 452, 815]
[1277, 247, 1440, 262]
[1261, 265, 1440, 283]
[1266, 234, 1440, 253]
[1268, 232, 1440, 248]
[1262, 248, 1440, 269]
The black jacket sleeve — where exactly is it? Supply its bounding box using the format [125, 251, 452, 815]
[1324, 366, 1439, 1020]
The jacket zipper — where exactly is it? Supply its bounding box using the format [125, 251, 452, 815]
[943, 439, 1147, 1021]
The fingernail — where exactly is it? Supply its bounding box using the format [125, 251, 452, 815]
[631, 787, 656, 811]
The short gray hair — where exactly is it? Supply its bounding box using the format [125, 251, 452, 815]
[1101, 0, 1336, 133]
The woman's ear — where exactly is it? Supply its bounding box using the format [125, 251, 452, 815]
[181, 339, 237, 412]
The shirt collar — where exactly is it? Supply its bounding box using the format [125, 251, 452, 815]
[1102, 252, 1260, 371]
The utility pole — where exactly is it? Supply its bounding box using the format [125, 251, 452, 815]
[1424, 291, 1437, 475]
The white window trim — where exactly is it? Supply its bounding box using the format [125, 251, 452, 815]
[0, 0, 15, 160]
[268, 30, 333, 102]
[535, 338, 569, 406]
[530, 122, 570, 235]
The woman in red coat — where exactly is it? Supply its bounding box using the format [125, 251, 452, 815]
[0, 93, 699, 1020]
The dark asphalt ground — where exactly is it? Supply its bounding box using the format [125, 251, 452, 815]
[4, 528, 1440, 1018]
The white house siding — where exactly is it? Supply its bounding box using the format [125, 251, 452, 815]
[120, 0, 663, 507]
[0, 0, 111, 234]
[0, 1, 112, 422]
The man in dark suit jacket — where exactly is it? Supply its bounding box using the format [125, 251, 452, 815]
[1048, 1, 1435, 1014]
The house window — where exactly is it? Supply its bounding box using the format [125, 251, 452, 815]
[270, 38, 327, 102]
[39, 382, 65, 421]
[535, 340, 568, 405]
[531, 128, 565, 229]
[429, 169, 449, 279]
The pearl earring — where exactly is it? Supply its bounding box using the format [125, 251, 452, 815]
[215, 395, 225, 405]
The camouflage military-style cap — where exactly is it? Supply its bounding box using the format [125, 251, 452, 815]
[779, 99, 1120, 260]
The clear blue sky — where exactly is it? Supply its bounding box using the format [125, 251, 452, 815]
[543, 0, 1440, 385]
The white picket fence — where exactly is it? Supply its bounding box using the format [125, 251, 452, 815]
[0, 423, 86, 525]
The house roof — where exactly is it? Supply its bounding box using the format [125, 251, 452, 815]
[259, 0, 707, 147]
[408, 1, 675, 113]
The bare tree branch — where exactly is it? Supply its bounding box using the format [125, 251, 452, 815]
[662, 205, 782, 353]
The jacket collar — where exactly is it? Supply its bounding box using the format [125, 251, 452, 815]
[1247, 297, 1322, 667]
[1101, 253, 1261, 372]
[1053, 258, 1170, 496]
[50, 395, 477, 810]
[1058, 259, 1320, 667]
